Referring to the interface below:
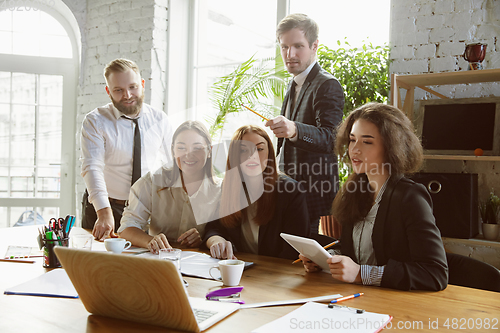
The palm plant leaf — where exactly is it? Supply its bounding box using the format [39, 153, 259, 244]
[208, 55, 289, 137]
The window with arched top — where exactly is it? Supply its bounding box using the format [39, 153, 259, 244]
[0, 5, 78, 227]
[0, 9, 72, 58]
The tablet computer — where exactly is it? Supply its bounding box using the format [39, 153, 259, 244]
[280, 233, 332, 271]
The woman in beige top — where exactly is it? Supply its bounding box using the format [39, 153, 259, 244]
[119, 121, 220, 253]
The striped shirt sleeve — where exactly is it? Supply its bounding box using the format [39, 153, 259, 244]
[360, 265, 385, 286]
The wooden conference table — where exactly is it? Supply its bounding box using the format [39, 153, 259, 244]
[0, 226, 499, 333]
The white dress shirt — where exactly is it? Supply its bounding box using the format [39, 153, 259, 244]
[80, 102, 173, 211]
[118, 167, 222, 242]
[285, 61, 316, 146]
[286, 61, 316, 118]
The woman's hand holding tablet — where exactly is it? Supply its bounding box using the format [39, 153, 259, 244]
[280, 233, 332, 271]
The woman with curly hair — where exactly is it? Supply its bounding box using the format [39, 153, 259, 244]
[300, 103, 448, 291]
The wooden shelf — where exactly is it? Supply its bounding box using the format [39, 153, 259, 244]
[391, 70, 500, 163]
[394, 68, 500, 87]
[391, 68, 500, 120]
[424, 155, 500, 161]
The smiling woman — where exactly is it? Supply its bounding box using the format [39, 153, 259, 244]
[118, 121, 221, 253]
[204, 125, 311, 260]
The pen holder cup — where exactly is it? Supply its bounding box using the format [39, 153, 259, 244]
[42, 237, 69, 268]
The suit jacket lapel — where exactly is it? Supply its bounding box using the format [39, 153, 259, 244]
[281, 80, 293, 117]
[372, 174, 403, 265]
[341, 220, 355, 260]
[290, 62, 321, 121]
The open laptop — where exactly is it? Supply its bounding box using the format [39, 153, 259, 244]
[54, 246, 239, 332]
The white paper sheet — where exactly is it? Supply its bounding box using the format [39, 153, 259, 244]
[4, 268, 78, 298]
[252, 302, 392, 333]
[137, 251, 222, 279]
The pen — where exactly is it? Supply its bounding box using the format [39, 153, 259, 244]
[330, 293, 364, 303]
[241, 104, 270, 121]
[292, 240, 340, 264]
[0, 258, 36, 264]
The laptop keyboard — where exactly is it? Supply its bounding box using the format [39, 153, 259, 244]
[193, 308, 218, 323]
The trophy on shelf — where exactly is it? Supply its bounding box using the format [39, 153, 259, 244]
[463, 42, 487, 70]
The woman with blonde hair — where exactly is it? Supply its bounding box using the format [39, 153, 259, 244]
[119, 121, 220, 253]
[205, 125, 310, 260]
[301, 103, 448, 291]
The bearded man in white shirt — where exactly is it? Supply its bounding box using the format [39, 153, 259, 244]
[80, 58, 173, 240]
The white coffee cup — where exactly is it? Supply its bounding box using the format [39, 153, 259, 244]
[104, 238, 132, 254]
[209, 259, 245, 286]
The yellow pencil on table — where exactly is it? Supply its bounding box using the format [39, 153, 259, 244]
[241, 104, 269, 121]
[292, 240, 340, 264]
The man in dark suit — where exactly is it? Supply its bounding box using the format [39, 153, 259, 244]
[266, 13, 344, 234]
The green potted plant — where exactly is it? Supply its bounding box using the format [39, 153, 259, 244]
[316, 39, 390, 184]
[208, 54, 289, 138]
[479, 192, 500, 240]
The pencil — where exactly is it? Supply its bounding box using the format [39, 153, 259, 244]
[330, 292, 364, 303]
[0, 258, 36, 264]
[241, 104, 269, 121]
[292, 240, 340, 264]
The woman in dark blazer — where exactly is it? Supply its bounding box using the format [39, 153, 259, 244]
[205, 125, 310, 260]
[301, 103, 448, 291]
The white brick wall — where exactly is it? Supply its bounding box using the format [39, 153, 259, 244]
[415, 43, 436, 59]
[437, 41, 465, 57]
[390, 0, 500, 77]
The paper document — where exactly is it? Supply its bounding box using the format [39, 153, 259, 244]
[180, 251, 221, 279]
[4, 268, 78, 298]
[137, 251, 253, 280]
[138, 251, 222, 279]
[4, 245, 42, 259]
[252, 302, 392, 333]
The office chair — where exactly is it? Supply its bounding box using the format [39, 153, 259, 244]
[446, 252, 500, 292]
[13, 210, 45, 227]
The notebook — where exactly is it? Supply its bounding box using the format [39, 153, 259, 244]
[54, 246, 239, 332]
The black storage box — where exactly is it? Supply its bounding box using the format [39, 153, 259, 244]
[409, 173, 479, 239]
